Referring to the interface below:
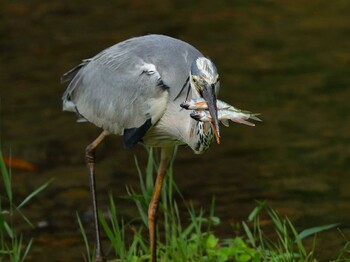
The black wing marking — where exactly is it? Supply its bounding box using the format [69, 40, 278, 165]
[123, 118, 152, 149]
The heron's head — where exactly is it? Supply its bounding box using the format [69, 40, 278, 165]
[190, 57, 221, 144]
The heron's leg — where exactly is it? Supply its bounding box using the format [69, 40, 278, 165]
[85, 131, 107, 262]
[148, 147, 173, 262]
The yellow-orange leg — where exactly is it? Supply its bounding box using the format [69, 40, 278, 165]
[148, 147, 173, 262]
[85, 132, 107, 262]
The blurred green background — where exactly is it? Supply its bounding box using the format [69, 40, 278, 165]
[1, 0, 350, 261]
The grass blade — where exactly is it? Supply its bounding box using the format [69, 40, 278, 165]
[298, 223, 340, 240]
[17, 179, 53, 209]
[248, 201, 265, 222]
[0, 151, 12, 203]
[287, 217, 306, 257]
[76, 212, 91, 262]
[0, 208, 4, 232]
[145, 147, 154, 194]
[21, 238, 33, 262]
[242, 221, 256, 248]
[4, 221, 14, 239]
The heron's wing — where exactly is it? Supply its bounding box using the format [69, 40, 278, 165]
[62, 47, 169, 148]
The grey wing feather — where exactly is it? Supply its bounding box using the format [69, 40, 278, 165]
[62, 44, 169, 137]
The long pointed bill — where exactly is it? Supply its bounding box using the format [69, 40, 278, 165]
[202, 86, 220, 144]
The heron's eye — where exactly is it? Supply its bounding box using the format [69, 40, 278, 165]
[192, 77, 197, 83]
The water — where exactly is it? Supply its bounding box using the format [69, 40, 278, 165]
[1, 0, 350, 261]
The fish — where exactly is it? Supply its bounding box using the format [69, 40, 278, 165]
[190, 109, 261, 127]
[180, 98, 257, 115]
[181, 98, 262, 126]
[180, 98, 209, 110]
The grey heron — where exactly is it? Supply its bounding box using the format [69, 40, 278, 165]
[61, 34, 258, 262]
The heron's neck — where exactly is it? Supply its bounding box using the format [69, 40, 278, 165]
[191, 120, 214, 154]
[186, 86, 214, 154]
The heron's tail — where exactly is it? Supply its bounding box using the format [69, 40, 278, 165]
[60, 59, 92, 83]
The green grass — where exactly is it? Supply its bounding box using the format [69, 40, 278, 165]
[77, 147, 350, 262]
[1, 146, 348, 262]
[1, 146, 349, 261]
[0, 150, 51, 262]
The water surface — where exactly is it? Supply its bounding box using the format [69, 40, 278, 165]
[1, 0, 350, 261]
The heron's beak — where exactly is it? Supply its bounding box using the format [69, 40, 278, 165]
[201, 85, 220, 144]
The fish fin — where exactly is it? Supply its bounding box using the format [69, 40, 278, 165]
[238, 119, 255, 126]
[220, 119, 230, 127]
[229, 113, 256, 126]
[249, 114, 262, 122]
